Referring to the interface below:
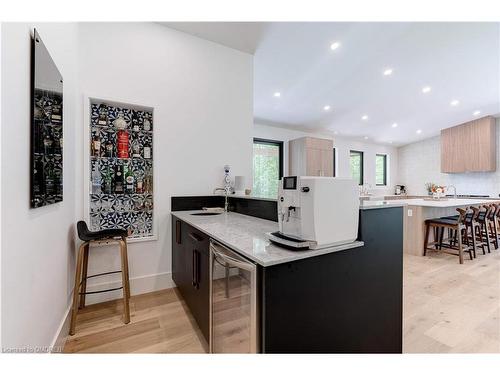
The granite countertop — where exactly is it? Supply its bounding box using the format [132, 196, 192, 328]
[215, 193, 277, 202]
[387, 198, 500, 208]
[360, 201, 408, 210]
[171, 210, 363, 267]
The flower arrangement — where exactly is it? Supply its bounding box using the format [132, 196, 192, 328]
[425, 183, 446, 198]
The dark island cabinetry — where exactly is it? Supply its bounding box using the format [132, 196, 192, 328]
[172, 218, 210, 342]
[260, 206, 403, 353]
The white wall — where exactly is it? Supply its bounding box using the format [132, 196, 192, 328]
[77, 23, 253, 303]
[1, 22, 253, 350]
[398, 118, 500, 197]
[253, 123, 399, 196]
[1, 23, 79, 350]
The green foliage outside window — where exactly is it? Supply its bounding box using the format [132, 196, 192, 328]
[253, 143, 280, 198]
[350, 150, 363, 185]
[376, 154, 387, 186]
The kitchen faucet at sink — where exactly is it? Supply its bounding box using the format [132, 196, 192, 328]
[448, 185, 457, 199]
[214, 165, 231, 212]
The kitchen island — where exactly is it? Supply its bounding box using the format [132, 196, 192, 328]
[171, 195, 404, 353]
[380, 198, 500, 256]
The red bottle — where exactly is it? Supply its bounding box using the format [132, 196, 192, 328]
[117, 130, 129, 159]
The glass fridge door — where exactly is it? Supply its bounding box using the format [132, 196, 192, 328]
[209, 240, 258, 353]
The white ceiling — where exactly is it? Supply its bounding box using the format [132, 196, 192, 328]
[160, 22, 269, 54]
[162, 22, 500, 146]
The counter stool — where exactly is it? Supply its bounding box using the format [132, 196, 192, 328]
[69, 221, 130, 335]
[424, 208, 473, 264]
[485, 204, 499, 250]
[473, 206, 493, 254]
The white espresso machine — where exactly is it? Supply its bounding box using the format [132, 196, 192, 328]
[267, 176, 359, 250]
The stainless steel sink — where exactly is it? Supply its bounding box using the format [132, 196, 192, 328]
[190, 212, 222, 216]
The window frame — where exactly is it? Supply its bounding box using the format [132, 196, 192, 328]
[349, 150, 364, 186]
[332, 147, 337, 177]
[252, 138, 284, 179]
[375, 153, 388, 186]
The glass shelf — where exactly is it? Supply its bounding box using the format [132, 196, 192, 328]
[90, 155, 152, 162]
[91, 123, 153, 134]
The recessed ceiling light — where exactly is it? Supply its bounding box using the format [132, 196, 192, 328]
[450, 99, 459, 106]
[389, 141, 393, 144]
[330, 42, 341, 51]
[416, 129, 422, 134]
[361, 115, 368, 121]
[273, 92, 281, 98]
[392, 123, 398, 128]
[383, 68, 393, 76]
[473, 110, 481, 116]
[333, 131, 338, 135]
[323, 105, 331, 111]
[422, 86, 431, 94]
[364, 136, 369, 140]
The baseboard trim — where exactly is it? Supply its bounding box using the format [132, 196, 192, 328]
[50, 303, 72, 353]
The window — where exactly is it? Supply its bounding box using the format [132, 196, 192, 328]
[253, 138, 283, 198]
[350, 150, 364, 185]
[376, 154, 388, 186]
[332, 148, 336, 177]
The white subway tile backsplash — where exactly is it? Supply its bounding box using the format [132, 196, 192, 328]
[397, 119, 500, 198]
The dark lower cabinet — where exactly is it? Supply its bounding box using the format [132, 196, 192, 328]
[172, 217, 210, 342]
[260, 207, 403, 353]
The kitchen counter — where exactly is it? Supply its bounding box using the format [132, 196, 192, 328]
[360, 200, 408, 209]
[400, 198, 500, 256]
[386, 197, 498, 208]
[171, 210, 363, 267]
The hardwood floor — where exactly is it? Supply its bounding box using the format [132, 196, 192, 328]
[64, 252, 500, 353]
[64, 288, 207, 353]
[404, 251, 500, 353]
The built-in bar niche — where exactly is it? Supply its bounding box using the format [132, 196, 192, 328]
[88, 99, 155, 240]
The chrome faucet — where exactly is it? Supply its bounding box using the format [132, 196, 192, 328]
[448, 185, 457, 199]
[213, 187, 229, 212]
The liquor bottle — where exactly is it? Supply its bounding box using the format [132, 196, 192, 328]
[125, 164, 135, 194]
[91, 169, 102, 194]
[143, 140, 151, 159]
[105, 140, 114, 157]
[131, 111, 140, 132]
[143, 114, 151, 131]
[51, 103, 62, 123]
[45, 166, 55, 195]
[102, 167, 113, 195]
[132, 138, 141, 158]
[136, 177, 144, 194]
[97, 104, 108, 126]
[33, 160, 43, 195]
[92, 134, 101, 157]
[114, 165, 124, 194]
[54, 168, 62, 196]
[144, 169, 153, 194]
[114, 112, 129, 159]
[43, 133, 53, 154]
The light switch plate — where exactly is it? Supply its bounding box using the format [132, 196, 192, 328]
[408, 209, 413, 217]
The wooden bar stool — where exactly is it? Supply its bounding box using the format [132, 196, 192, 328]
[69, 221, 131, 335]
[485, 204, 499, 249]
[472, 206, 493, 254]
[424, 208, 473, 264]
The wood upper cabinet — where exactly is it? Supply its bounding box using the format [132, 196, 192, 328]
[289, 137, 334, 176]
[441, 116, 496, 173]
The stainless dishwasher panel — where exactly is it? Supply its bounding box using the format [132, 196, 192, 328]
[209, 239, 258, 353]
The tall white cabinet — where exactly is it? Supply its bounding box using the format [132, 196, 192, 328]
[289, 137, 334, 177]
